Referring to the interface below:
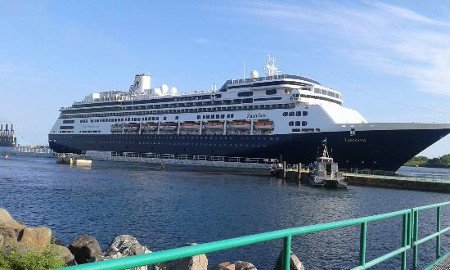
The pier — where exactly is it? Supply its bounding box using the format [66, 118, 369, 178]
[345, 172, 450, 193]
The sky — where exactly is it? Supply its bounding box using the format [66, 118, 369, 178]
[0, 0, 449, 157]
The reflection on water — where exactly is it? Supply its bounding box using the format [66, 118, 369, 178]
[0, 156, 449, 269]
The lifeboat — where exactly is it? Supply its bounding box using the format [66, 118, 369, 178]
[123, 122, 140, 133]
[180, 121, 200, 130]
[160, 122, 178, 131]
[227, 120, 251, 130]
[205, 121, 224, 130]
[141, 122, 158, 131]
[254, 119, 275, 131]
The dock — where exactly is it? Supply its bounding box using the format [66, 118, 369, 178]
[344, 172, 450, 193]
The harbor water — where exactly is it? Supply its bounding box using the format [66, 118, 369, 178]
[0, 155, 449, 269]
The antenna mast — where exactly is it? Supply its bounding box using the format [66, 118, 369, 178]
[264, 55, 281, 76]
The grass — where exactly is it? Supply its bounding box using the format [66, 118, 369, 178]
[0, 245, 65, 270]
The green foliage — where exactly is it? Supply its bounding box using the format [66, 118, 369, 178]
[0, 246, 65, 270]
[404, 154, 450, 168]
[441, 154, 450, 165]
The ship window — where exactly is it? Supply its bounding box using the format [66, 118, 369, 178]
[288, 112, 294, 116]
[303, 111, 308, 116]
[237, 91, 253, 97]
[221, 114, 225, 119]
[197, 115, 201, 119]
[266, 89, 277, 95]
[295, 111, 301, 116]
[175, 116, 179, 120]
[282, 112, 288, 116]
[292, 128, 301, 132]
[316, 128, 320, 132]
[63, 120, 75, 124]
[288, 121, 294, 126]
[295, 121, 300, 126]
[302, 121, 307, 126]
[60, 126, 74, 129]
[206, 115, 210, 119]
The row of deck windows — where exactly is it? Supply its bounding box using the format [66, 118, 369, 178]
[288, 121, 307, 126]
[61, 103, 293, 119]
[283, 111, 308, 117]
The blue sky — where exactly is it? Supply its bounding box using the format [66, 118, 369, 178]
[0, 1, 449, 157]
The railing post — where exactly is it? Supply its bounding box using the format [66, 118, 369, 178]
[359, 222, 367, 267]
[412, 210, 419, 270]
[401, 213, 408, 270]
[282, 235, 292, 270]
[436, 206, 441, 259]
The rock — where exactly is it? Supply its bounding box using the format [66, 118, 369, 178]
[17, 226, 52, 252]
[215, 262, 236, 270]
[235, 261, 257, 270]
[0, 234, 3, 249]
[0, 208, 26, 232]
[53, 244, 77, 266]
[274, 250, 305, 270]
[100, 235, 151, 270]
[0, 208, 13, 224]
[0, 226, 18, 249]
[68, 235, 103, 264]
[155, 243, 207, 270]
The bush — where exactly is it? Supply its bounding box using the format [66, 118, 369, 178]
[0, 246, 65, 270]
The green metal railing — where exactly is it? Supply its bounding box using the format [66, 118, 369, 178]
[60, 201, 449, 270]
[412, 201, 450, 270]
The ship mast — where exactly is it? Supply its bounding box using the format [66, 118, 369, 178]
[264, 55, 282, 76]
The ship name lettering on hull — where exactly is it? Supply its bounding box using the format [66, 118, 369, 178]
[344, 138, 367, 143]
[247, 113, 267, 119]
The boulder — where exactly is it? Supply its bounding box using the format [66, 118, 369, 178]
[0, 208, 26, 232]
[215, 262, 236, 270]
[235, 261, 257, 270]
[100, 235, 151, 270]
[53, 244, 77, 266]
[68, 235, 103, 264]
[155, 243, 207, 270]
[0, 226, 18, 249]
[274, 250, 305, 270]
[17, 226, 52, 252]
[0, 234, 3, 249]
[0, 208, 13, 224]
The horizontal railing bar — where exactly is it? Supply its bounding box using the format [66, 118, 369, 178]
[413, 202, 450, 211]
[352, 246, 410, 270]
[424, 250, 450, 270]
[61, 209, 409, 270]
[415, 227, 450, 246]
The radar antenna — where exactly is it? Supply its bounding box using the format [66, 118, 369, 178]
[264, 55, 281, 76]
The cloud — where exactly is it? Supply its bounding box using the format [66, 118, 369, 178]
[238, 1, 450, 96]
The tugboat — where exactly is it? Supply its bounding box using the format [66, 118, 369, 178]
[309, 140, 347, 188]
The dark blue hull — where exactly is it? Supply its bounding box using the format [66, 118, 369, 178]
[49, 128, 450, 171]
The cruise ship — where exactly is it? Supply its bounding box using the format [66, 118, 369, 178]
[48, 57, 450, 171]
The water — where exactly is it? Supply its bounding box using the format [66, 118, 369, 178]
[0, 156, 449, 269]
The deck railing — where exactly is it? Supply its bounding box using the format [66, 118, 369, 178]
[59, 201, 449, 270]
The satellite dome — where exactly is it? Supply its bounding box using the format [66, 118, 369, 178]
[161, 84, 169, 95]
[250, 70, 259, 79]
[170, 87, 178, 95]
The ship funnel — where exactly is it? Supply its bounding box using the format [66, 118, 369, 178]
[11, 124, 13, 132]
[0, 124, 2, 131]
[5, 124, 8, 131]
[130, 73, 151, 95]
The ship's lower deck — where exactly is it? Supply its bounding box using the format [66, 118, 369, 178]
[49, 128, 450, 171]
